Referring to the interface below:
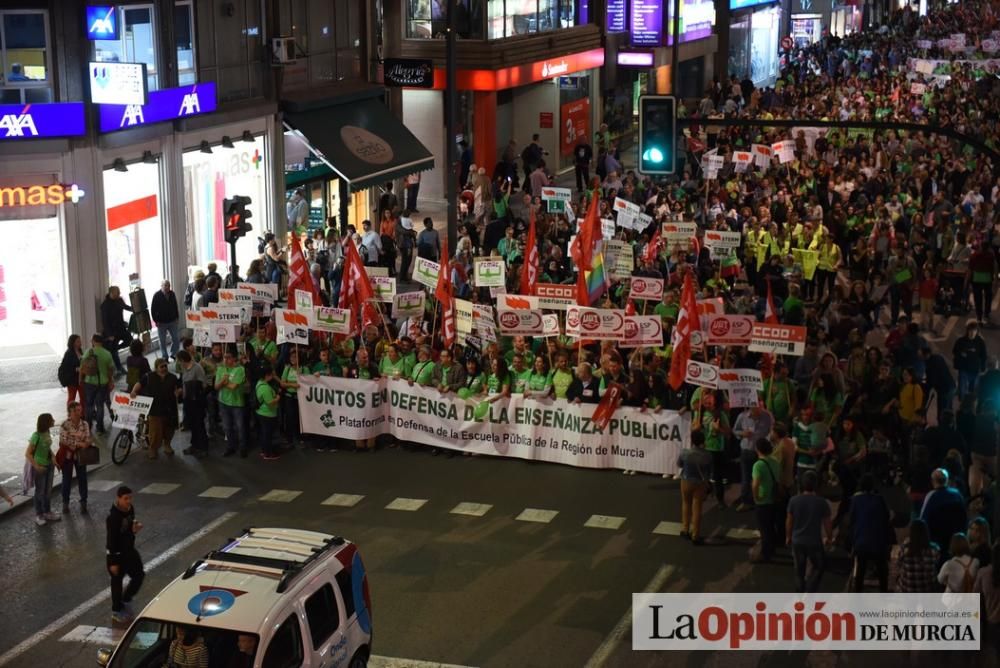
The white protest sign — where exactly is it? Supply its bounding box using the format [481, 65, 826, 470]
[684, 361, 719, 389]
[718, 368, 763, 392]
[748, 323, 808, 356]
[312, 307, 352, 334]
[662, 221, 697, 242]
[498, 293, 539, 310]
[751, 144, 773, 169]
[566, 307, 626, 341]
[364, 266, 389, 278]
[474, 258, 506, 287]
[218, 288, 253, 305]
[200, 307, 243, 326]
[729, 387, 759, 408]
[110, 392, 154, 430]
[604, 240, 633, 279]
[621, 316, 664, 348]
[539, 186, 571, 202]
[185, 310, 203, 325]
[601, 218, 617, 240]
[703, 230, 742, 260]
[629, 276, 664, 301]
[473, 304, 496, 332]
[392, 291, 426, 319]
[277, 325, 309, 346]
[911, 82, 927, 95]
[733, 151, 753, 173]
[192, 325, 211, 348]
[371, 276, 396, 303]
[210, 323, 239, 343]
[454, 298, 474, 334]
[238, 282, 279, 302]
[413, 257, 441, 290]
[295, 290, 314, 312]
[705, 314, 756, 345]
[542, 313, 561, 338]
[497, 309, 545, 335]
[771, 141, 796, 164]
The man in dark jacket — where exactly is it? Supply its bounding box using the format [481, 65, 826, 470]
[573, 136, 593, 192]
[566, 363, 601, 404]
[150, 280, 180, 360]
[920, 468, 968, 564]
[100, 286, 133, 375]
[953, 320, 988, 398]
[849, 474, 893, 592]
[106, 485, 144, 622]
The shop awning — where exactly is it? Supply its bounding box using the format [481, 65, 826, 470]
[284, 99, 434, 192]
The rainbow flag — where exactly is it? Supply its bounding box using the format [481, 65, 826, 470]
[585, 251, 609, 305]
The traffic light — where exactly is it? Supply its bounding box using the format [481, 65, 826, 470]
[223, 195, 253, 244]
[638, 95, 676, 175]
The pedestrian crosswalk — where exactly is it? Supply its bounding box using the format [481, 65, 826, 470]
[66, 479, 763, 540]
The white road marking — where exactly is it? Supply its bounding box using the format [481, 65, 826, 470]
[0, 511, 237, 667]
[584, 514, 626, 530]
[727, 526, 760, 540]
[198, 486, 241, 499]
[450, 502, 493, 517]
[322, 493, 365, 507]
[386, 497, 428, 511]
[87, 479, 123, 492]
[651, 520, 684, 536]
[515, 508, 559, 523]
[138, 482, 180, 495]
[582, 564, 675, 668]
[369, 658, 479, 668]
[259, 489, 303, 503]
[940, 315, 959, 340]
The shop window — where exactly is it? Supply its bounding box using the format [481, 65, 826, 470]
[407, 0, 483, 39]
[486, 0, 574, 39]
[174, 1, 197, 85]
[104, 160, 166, 297]
[92, 5, 160, 91]
[284, 0, 363, 83]
[0, 10, 52, 104]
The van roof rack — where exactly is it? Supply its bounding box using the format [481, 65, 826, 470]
[181, 529, 345, 593]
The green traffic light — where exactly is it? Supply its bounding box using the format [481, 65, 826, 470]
[643, 147, 665, 163]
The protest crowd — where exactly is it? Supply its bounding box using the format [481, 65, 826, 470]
[28, 0, 1000, 646]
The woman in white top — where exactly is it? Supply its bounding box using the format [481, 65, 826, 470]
[938, 533, 979, 593]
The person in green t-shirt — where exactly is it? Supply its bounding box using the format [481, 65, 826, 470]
[408, 345, 436, 387]
[486, 357, 512, 397]
[504, 336, 535, 369]
[255, 366, 281, 459]
[509, 353, 533, 394]
[751, 438, 782, 563]
[311, 348, 341, 377]
[81, 334, 115, 434]
[654, 290, 679, 324]
[525, 355, 552, 397]
[249, 326, 277, 365]
[550, 353, 574, 400]
[214, 350, 247, 456]
[458, 357, 486, 399]
[692, 391, 731, 506]
[763, 362, 796, 425]
[379, 343, 408, 379]
[26, 413, 57, 525]
[280, 348, 308, 446]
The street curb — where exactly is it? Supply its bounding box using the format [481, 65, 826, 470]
[0, 443, 115, 520]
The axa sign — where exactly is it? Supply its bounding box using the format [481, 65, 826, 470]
[99, 83, 218, 133]
[0, 103, 86, 140]
[0, 184, 86, 207]
[86, 6, 119, 40]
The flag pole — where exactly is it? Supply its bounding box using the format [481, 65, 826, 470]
[430, 296, 440, 350]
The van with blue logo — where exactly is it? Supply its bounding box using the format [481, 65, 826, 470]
[97, 527, 373, 668]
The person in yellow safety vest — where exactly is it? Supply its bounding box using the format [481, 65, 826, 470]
[755, 225, 773, 272]
[769, 223, 790, 259]
[815, 236, 842, 303]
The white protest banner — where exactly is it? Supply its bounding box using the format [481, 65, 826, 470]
[413, 256, 441, 290]
[218, 288, 253, 305]
[200, 307, 243, 326]
[733, 151, 753, 173]
[911, 82, 927, 95]
[473, 304, 496, 332]
[771, 140, 796, 164]
[542, 313, 560, 338]
[751, 144, 773, 169]
[705, 314, 756, 345]
[365, 265, 389, 278]
[498, 293, 539, 310]
[613, 198, 640, 229]
[539, 186, 571, 202]
[630, 276, 664, 301]
[663, 221, 697, 242]
[454, 298, 474, 334]
[295, 290, 314, 312]
[110, 392, 154, 430]
[238, 282, 278, 302]
[193, 325, 211, 348]
[210, 323, 239, 343]
[371, 276, 396, 303]
[312, 307, 352, 334]
[748, 323, 808, 356]
[611, 242, 634, 279]
[573, 307, 627, 341]
[718, 368, 763, 392]
[277, 325, 309, 346]
[614, 197, 641, 216]
[497, 309, 545, 335]
[392, 291, 425, 319]
[703, 230, 742, 261]
[601, 218, 617, 240]
[535, 283, 577, 310]
[728, 387, 759, 408]
[298, 376, 690, 475]
[684, 361, 719, 389]
[474, 258, 506, 287]
[621, 316, 664, 348]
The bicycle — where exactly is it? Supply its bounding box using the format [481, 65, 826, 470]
[111, 414, 150, 465]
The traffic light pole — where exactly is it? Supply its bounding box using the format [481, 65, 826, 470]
[228, 240, 239, 288]
[445, 0, 458, 253]
[671, 0, 681, 96]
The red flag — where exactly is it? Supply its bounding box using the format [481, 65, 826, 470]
[288, 234, 320, 309]
[571, 194, 600, 305]
[591, 382, 624, 432]
[339, 237, 376, 334]
[625, 299, 637, 316]
[764, 277, 779, 324]
[520, 206, 540, 296]
[644, 227, 663, 265]
[668, 273, 699, 390]
[435, 240, 455, 348]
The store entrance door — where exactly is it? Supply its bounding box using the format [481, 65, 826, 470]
[0, 215, 66, 359]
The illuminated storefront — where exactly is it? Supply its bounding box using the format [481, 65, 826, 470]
[728, 0, 781, 87]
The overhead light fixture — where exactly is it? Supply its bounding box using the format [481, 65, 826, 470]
[141, 150, 157, 164]
[200, 140, 213, 154]
[112, 158, 128, 172]
[241, 130, 255, 143]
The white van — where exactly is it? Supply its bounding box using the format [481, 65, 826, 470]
[98, 527, 373, 668]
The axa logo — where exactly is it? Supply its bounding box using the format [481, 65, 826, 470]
[0, 112, 37, 138]
[87, 7, 117, 39]
[120, 104, 145, 128]
[179, 92, 200, 116]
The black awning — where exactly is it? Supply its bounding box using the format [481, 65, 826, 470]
[284, 99, 434, 192]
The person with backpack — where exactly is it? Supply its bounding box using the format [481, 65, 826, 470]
[255, 364, 281, 460]
[58, 334, 83, 406]
[81, 334, 115, 434]
[677, 430, 713, 545]
[937, 532, 980, 593]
